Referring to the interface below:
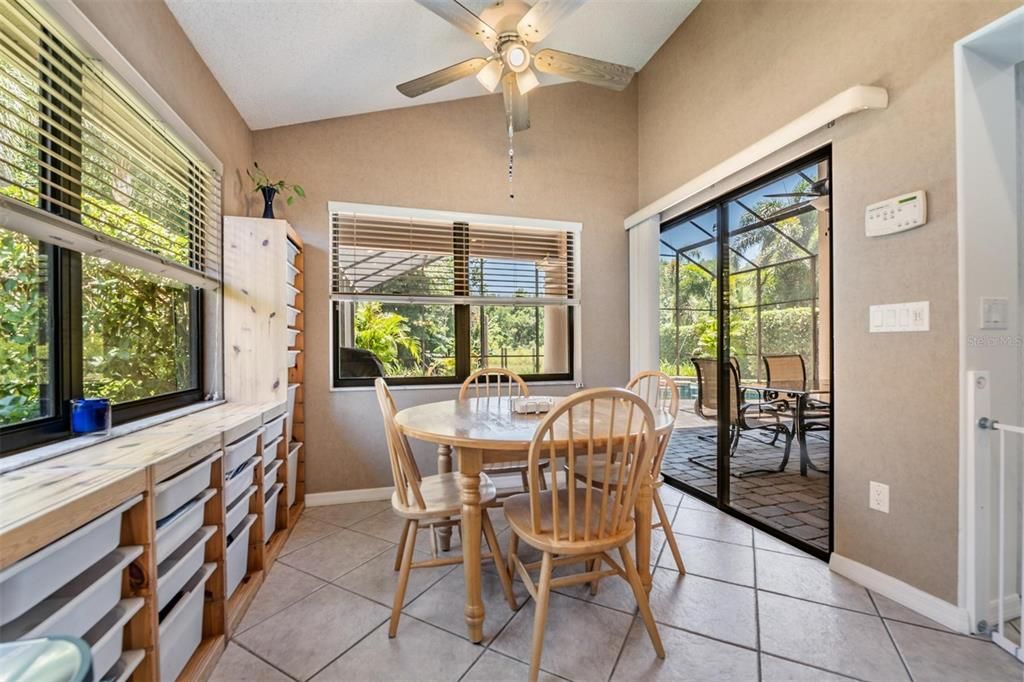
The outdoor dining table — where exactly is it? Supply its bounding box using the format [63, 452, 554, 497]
[393, 394, 674, 643]
[741, 385, 831, 476]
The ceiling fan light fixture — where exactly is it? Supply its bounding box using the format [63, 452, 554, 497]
[516, 67, 540, 94]
[502, 42, 530, 73]
[476, 59, 503, 92]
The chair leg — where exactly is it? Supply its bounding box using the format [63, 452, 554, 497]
[389, 519, 418, 638]
[507, 532, 519, 578]
[482, 512, 517, 609]
[589, 556, 601, 595]
[529, 552, 554, 682]
[654, 491, 685, 575]
[520, 467, 530, 492]
[618, 544, 665, 658]
[394, 518, 411, 571]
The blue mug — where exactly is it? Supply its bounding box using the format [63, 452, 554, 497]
[70, 398, 111, 435]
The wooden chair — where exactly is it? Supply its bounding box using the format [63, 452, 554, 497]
[567, 371, 686, 577]
[374, 378, 517, 637]
[459, 367, 546, 493]
[504, 388, 665, 681]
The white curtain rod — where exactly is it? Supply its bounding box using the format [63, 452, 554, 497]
[624, 84, 889, 230]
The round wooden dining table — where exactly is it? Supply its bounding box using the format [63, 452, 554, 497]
[394, 395, 674, 643]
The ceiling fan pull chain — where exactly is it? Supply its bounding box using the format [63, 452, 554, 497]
[507, 122, 516, 199]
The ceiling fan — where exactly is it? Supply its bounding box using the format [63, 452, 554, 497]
[397, 0, 636, 133]
[764, 177, 830, 218]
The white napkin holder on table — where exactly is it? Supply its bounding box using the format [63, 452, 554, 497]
[511, 396, 555, 415]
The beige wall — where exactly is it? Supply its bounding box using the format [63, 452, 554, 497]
[638, 0, 1021, 603]
[74, 0, 254, 216]
[253, 82, 637, 493]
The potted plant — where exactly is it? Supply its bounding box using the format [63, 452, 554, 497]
[247, 162, 305, 219]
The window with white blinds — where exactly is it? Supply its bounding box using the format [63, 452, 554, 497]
[330, 209, 578, 305]
[0, 0, 221, 285]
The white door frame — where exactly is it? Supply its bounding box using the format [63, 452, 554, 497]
[955, 6, 1024, 633]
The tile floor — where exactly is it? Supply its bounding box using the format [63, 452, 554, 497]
[212, 492, 1023, 681]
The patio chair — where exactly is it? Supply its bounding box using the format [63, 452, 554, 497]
[689, 357, 794, 474]
[763, 353, 831, 440]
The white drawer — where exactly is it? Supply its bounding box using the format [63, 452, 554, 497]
[224, 430, 259, 475]
[287, 327, 300, 348]
[286, 285, 299, 308]
[224, 457, 258, 508]
[287, 350, 300, 368]
[155, 489, 215, 565]
[286, 306, 299, 327]
[155, 455, 216, 522]
[264, 415, 285, 445]
[0, 545, 141, 641]
[225, 484, 256, 534]
[156, 525, 215, 612]
[159, 563, 215, 682]
[263, 459, 282, 492]
[0, 495, 141, 626]
[262, 435, 282, 468]
[286, 384, 298, 437]
[286, 261, 299, 286]
[287, 442, 301, 508]
[286, 239, 300, 265]
[264, 483, 284, 544]
[226, 514, 257, 599]
[102, 649, 144, 682]
[84, 598, 143, 681]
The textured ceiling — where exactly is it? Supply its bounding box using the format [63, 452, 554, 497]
[166, 0, 700, 130]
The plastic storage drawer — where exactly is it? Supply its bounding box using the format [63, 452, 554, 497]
[0, 546, 141, 641]
[262, 435, 282, 468]
[286, 261, 299, 286]
[0, 495, 141, 626]
[264, 483, 283, 543]
[287, 327, 299, 347]
[154, 489, 215, 565]
[264, 415, 285, 444]
[287, 350, 300, 368]
[263, 459, 282, 492]
[156, 525, 215, 611]
[287, 442, 301, 507]
[286, 239, 300, 265]
[286, 306, 299, 327]
[224, 431, 259, 475]
[226, 514, 257, 599]
[287, 384, 298, 432]
[155, 456, 215, 522]
[225, 484, 256, 533]
[224, 457, 258, 508]
[158, 563, 215, 682]
[286, 285, 299, 308]
[102, 649, 144, 682]
[84, 598, 143, 681]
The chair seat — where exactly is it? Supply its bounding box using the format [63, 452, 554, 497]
[565, 458, 663, 489]
[392, 472, 497, 520]
[503, 490, 634, 555]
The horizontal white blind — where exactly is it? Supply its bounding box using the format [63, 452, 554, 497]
[0, 0, 221, 283]
[331, 211, 577, 305]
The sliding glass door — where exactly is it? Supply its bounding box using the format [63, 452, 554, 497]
[658, 147, 833, 558]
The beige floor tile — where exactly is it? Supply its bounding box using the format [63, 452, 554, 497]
[657, 485, 685, 507]
[236, 585, 389, 681]
[647, 568, 758, 648]
[677, 494, 720, 514]
[870, 591, 954, 633]
[888, 621, 1023, 681]
[303, 500, 391, 528]
[404, 562, 527, 643]
[310, 617, 481, 681]
[279, 527, 393, 581]
[279, 516, 342, 556]
[348, 508, 428, 544]
[753, 530, 811, 557]
[210, 643, 291, 682]
[670, 507, 753, 546]
[760, 654, 851, 681]
[658, 533, 754, 586]
[552, 559, 644, 614]
[333, 545, 455, 608]
[612, 617, 758, 681]
[758, 591, 908, 681]
[462, 650, 561, 682]
[491, 591, 633, 681]
[237, 562, 328, 633]
[755, 550, 874, 613]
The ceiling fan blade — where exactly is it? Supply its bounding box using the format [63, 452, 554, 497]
[397, 58, 489, 98]
[534, 48, 635, 91]
[414, 0, 497, 50]
[517, 0, 587, 43]
[503, 72, 530, 132]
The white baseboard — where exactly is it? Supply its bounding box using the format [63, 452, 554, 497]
[830, 553, 972, 633]
[306, 486, 393, 507]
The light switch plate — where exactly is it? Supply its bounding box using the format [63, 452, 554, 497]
[865, 191, 927, 237]
[869, 301, 929, 333]
[981, 297, 1009, 330]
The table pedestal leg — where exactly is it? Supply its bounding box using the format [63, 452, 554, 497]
[635, 475, 654, 592]
[437, 444, 453, 551]
[458, 447, 485, 643]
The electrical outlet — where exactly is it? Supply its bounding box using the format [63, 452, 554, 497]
[869, 481, 890, 513]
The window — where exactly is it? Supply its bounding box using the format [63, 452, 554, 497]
[0, 0, 217, 453]
[330, 206, 578, 386]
